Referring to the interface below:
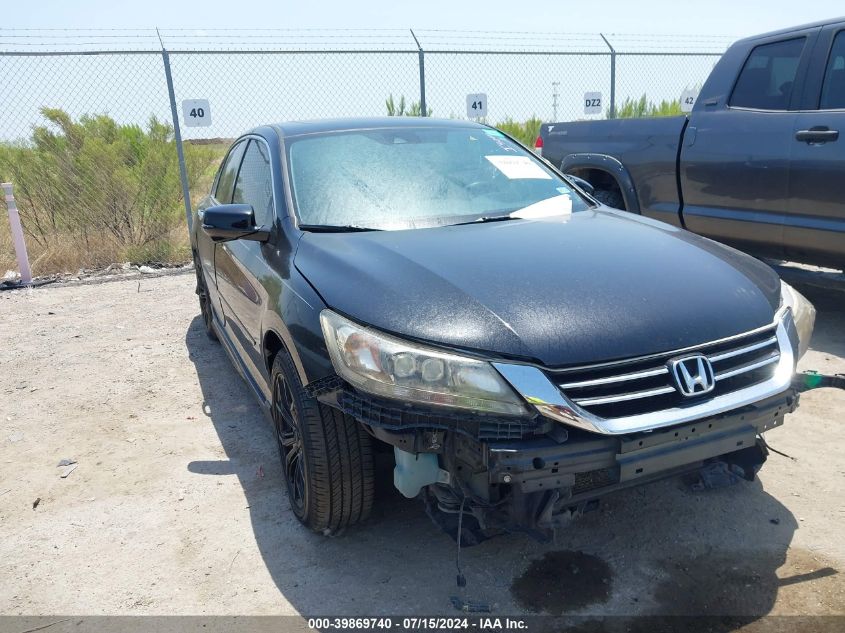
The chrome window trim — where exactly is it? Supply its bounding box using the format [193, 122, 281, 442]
[493, 308, 796, 436]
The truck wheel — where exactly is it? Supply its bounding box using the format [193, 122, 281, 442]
[270, 351, 374, 533]
[193, 254, 218, 341]
[592, 188, 625, 210]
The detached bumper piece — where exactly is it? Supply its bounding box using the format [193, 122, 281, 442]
[793, 371, 845, 392]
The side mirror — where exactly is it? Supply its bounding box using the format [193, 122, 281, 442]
[201, 204, 270, 242]
[566, 175, 595, 196]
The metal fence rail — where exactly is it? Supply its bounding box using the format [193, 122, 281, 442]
[0, 29, 732, 277]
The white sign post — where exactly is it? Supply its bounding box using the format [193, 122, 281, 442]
[182, 99, 212, 127]
[466, 93, 488, 119]
[680, 89, 699, 113]
[2, 183, 32, 284]
[584, 92, 603, 115]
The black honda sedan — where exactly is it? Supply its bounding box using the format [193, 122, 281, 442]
[192, 117, 814, 541]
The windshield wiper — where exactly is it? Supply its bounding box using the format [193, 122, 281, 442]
[447, 214, 520, 227]
[298, 224, 380, 233]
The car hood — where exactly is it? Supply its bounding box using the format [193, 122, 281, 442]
[294, 210, 781, 367]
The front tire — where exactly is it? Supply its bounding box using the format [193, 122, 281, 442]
[270, 351, 374, 533]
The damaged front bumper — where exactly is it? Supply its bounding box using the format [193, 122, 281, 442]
[315, 378, 798, 540]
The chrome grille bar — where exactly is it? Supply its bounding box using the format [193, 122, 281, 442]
[709, 335, 778, 363]
[715, 353, 780, 382]
[573, 385, 676, 407]
[493, 308, 795, 435]
[559, 365, 669, 390]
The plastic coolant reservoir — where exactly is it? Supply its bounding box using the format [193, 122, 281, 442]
[393, 447, 441, 498]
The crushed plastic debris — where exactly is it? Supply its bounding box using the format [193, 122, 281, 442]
[689, 461, 744, 492]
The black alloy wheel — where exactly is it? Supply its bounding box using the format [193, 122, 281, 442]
[273, 370, 307, 513]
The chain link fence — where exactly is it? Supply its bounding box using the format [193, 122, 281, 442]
[0, 29, 732, 277]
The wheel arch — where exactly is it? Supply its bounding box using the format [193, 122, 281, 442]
[263, 328, 287, 377]
[261, 306, 333, 391]
[561, 153, 641, 214]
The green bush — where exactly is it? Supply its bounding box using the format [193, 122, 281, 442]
[0, 109, 221, 273]
[494, 116, 542, 146]
[616, 95, 684, 119]
[385, 94, 432, 117]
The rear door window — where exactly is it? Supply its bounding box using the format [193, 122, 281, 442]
[820, 31, 845, 109]
[214, 141, 247, 204]
[730, 38, 806, 110]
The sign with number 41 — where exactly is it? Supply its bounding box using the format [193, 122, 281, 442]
[182, 99, 211, 127]
[466, 93, 487, 119]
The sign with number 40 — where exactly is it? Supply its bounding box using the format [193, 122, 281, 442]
[182, 99, 211, 127]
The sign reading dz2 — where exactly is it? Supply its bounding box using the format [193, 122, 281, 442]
[182, 99, 211, 127]
[584, 92, 602, 115]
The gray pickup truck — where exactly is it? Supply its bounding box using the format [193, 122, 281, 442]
[538, 18, 845, 271]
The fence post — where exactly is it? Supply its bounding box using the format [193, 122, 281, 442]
[3, 182, 33, 284]
[160, 48, 193, 231]
[410, 30, 427, 117]
[600, 33, 616, 119]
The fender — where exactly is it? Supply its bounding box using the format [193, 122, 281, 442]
[560, 153, 641, 214]
[260, 269, 334, 390]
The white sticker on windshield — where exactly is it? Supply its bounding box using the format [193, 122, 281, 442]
[485, 155, 552, 180]
[510, 195, 573, 219]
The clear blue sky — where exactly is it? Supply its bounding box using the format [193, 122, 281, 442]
[3, 0, 843, 37]
[2, 0, 844, 141]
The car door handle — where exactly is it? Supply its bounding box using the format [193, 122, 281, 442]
[795, 127, 839, 143]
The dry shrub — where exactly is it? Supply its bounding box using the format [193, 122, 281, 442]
[0, 109, 224, 276]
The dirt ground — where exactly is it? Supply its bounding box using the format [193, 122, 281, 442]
[1, 271, 843, 620]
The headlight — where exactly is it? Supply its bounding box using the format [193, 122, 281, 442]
[320, 310, 528, 416]
[780, 281, 815, 359]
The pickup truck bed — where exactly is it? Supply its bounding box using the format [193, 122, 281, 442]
[540, 18, 845, 271]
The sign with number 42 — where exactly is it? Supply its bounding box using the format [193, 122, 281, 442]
[182, 99, 211, 127]
[680, 89, 699, 113]
[466, 93, 487, 118]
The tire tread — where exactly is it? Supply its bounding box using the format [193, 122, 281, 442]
[273, 353, 374, 533]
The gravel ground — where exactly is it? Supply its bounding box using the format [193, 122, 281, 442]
[0, 272, 843, 619]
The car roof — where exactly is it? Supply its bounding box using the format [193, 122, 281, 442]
[735, 16, 845, 44]
[265, 117, 487, 138]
